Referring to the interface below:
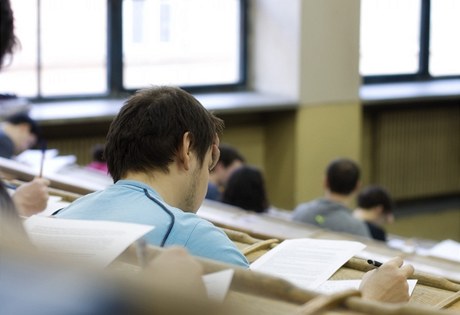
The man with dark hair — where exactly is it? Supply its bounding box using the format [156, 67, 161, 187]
[56, 86, 249, 267]
[292, 158, 371, 238]
[0, 112, 40, 158]
[353, 185, 394, 242]
[206, 143, 245, 201]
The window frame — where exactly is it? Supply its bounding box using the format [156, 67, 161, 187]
[363, 0, 460, 84]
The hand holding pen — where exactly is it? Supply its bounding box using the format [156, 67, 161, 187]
[360, 257, 414, 303]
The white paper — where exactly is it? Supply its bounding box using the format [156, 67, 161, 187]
[250, 238, 366, 290]
[315, 279, 418, 296]
[24, 215, 154, 267]
[426, 239, 460, 263]
[202, 269, 234, 301]
[15, 149, 77, 175]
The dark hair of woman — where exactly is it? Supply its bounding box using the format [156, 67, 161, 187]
[222, 166, 269, 213]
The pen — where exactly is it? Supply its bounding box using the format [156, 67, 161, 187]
[367, 259, 383, 267]
[38, 140, 47, 178]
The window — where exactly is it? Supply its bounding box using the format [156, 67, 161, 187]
[360, 0, 460, 83]
[123, 0, 242, 89]
[0, 0, 107, 98]
[429, 0, 460, 76]
[0, 0, 245, 99]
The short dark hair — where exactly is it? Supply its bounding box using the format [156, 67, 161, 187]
[105, 86, 224, 181]
[222, 165, 268, 213]
[326, 158, 360, 195]
[358, 185, 393, 214]
[6, 112, 40, 137]
[218, 144, 245, 168]
[0, 0, 19, 69]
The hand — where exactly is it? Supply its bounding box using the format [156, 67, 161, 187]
[360, 256, 414, 303]
[147, 247, 207, 299]
[12, 177, 50, 216]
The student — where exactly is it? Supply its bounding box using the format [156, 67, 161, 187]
[206, 143, 245, 201]
[86, 143, 109, 173]
[222, 165, 269, 213]
[1, 176, 216, 315]
[0, 112, 40, 159]
[353, 185, 394, 242]
[0, 1, 49, 217]
[292, 158, 371, 238]
[56, 86, 249, 268]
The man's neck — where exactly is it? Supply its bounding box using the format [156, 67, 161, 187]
[353, 208, 374, 220]
[123, 171, 182, 209]
[324, 191, 352, 207]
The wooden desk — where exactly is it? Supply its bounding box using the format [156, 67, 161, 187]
[114, 242, 460, 315]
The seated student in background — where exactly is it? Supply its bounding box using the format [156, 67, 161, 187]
[206, 143, 245, 201]
[0, 112, 39, 159]
[221, 165, 269, 213]
[86, 143, 108, 173]
[292, 158, 371, 239]
[56, 86, 249, 268]
[0, 113, 50, 216]
[353, 185, 394, 242]
[0, 115, 50, 216]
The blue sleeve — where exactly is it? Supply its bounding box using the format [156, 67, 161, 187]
[184, 221, 249, 268]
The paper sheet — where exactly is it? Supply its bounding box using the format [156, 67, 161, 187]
[250, 238, 366, 290]
[425, 239, 460, 263]
[315, 279, 418, 296]
[202, 269, 234, 301]
[15, 149, 77, 175]
[24, 215, 154, 267]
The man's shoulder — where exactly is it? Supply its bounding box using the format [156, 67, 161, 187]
[293, 198, 325, 214]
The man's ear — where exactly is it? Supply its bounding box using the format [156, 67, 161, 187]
[178, 132, 192, 171]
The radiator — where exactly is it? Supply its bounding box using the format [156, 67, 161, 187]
[371, 105, 460, 200]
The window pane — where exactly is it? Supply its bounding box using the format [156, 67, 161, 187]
[123, 0, 241, 89]
[430, 0, 460, 76]
[41, 0, 107, 96]
[0, 0, 38, 97]
[360, 0, 421, 76]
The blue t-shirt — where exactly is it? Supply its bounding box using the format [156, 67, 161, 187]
[56, 180, 249, 268]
